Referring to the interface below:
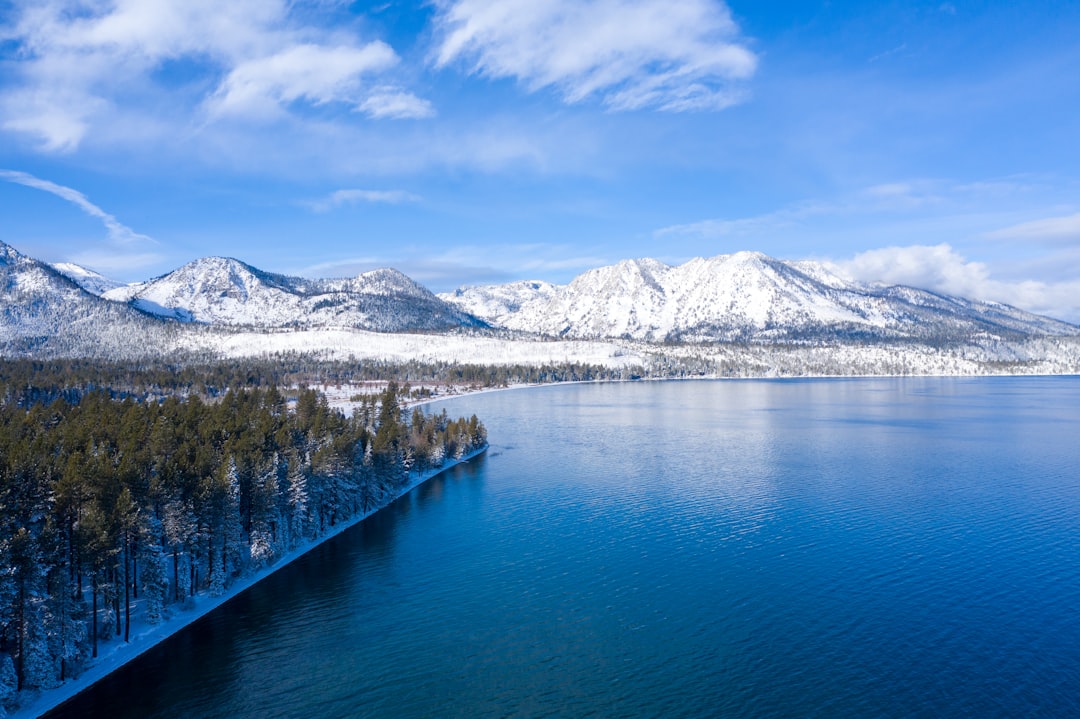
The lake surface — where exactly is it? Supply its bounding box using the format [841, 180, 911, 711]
[49, 377, 1080, 718]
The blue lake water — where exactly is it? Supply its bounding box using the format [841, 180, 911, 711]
[49, 377, 1080, 718]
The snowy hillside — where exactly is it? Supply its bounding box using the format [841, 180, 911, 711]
[50, 262, 126, 296]
[103, 257, 485, 332]
[1, 241, 188, 358]
[438, 280, 560, 328]
[442, 251, 1080, 342]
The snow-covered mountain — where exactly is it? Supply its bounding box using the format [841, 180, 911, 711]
[440, 251, 1080, 342]
[50, 262, 126, 296]
[439, 280, 560, 329]
[4, 240, 1079, 370]
[103, 257, 485, 332]
[1, 241, 182, 357]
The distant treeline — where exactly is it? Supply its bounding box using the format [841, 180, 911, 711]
[0, 379, 485, 708]
[0, 357, 641, 407]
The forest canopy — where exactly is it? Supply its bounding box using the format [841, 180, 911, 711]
[0, 367, 486, 708]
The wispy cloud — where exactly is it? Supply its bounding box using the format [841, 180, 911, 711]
[868, 43, 907, 63]
[985, 212, 1080, 243]
[431, 0, 757, 112]
[305, 188, 421, 212]
[67, 251, 167, 276]
[294, 242, 612, 290]
[654, 180, 991, 240]
[357, 88, 435, 119]
[0, 169, 153, 246]
[206, 42, 401, 120]
[294, 256, 383, 277]
[293, 254, 514, 288]
[655, 214, 793, 240]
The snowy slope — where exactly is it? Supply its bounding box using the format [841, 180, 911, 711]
[1, 241, 185, 358]
[50, 262, 126, 296]
[103, 257, 485, 332]
[442, 251, 1080, 342]
[438, 280, 560, 329]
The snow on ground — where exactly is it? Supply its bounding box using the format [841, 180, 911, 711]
[173, 326, 1080, 377]
[11, 447, 488, 719]
[186, 328, 645, 367]
[314, 381, 505, 416]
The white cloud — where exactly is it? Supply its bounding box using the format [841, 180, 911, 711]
[985, 212, 1080, 243]
[0, 0, 429, 151]
[431, 0, 756, 112]
[832, 244, 1080, 323]
[0, 169, 153, 246]
[306, 188, 421, 212]
[0, 87, 106, 153]
[207, 43, 399, 119]
[834, 244, 990, 298]
[357, 88, 436, 119]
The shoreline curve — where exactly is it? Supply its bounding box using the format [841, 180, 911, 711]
[13, 446, 488, 719]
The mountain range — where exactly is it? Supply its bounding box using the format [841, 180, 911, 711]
[438, 251, 1077, 343]
[99, 256, 483, 332]
[1, 239, 1077, 365]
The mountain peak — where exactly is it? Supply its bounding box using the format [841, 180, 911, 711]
[352, 267, 432, 299]
[444, 251, 1080, 342]
[0, 240, 22, 266]
[100, 255, 481, 331]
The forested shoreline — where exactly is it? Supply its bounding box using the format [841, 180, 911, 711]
[0, 357, 631, 408]
[0, 370, 486, 715]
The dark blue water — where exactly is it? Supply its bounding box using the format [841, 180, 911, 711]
[50, 378, 1080, 718]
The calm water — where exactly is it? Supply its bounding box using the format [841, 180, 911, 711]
[49, 378, 1080, 718]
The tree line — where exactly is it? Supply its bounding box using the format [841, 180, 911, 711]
[0, 357, 640, 408]
[0, 380, 486, 709]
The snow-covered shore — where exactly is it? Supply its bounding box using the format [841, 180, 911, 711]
[11, 446, 488, 719]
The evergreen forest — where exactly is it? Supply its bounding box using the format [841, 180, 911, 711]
[0, 365, 487, 712]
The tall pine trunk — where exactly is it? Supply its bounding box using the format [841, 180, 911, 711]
[113, 566, 120, 637]
[132, 534, 138, 599]
[124, 538, 131, 642]
[92, 576, 98, 658]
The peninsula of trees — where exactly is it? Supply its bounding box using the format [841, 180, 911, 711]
[0, 370, 487, 711]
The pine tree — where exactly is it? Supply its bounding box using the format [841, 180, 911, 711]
[19, 595, 55, 690]
[286, 452, 308, 547]
[113, 487, 138, 643]
[43, 576, 86, 682]
[162, 498, 194, 604]
[429, 442, 445, 468]
[248, 455, 279, 568]
[140, 516, 167, 624]
[222, 458, 243, 583]
[7, 528, 48, 690]
[0, 653, 17, 716]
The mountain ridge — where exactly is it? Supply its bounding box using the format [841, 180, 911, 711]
[101, 256, 486, 332]
[1, 240, 188, 358]
[439, 251, 1078, 343]
[3, 240, 1079, 368]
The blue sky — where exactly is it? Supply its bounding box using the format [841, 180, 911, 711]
[2, 0, 1079, 320]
